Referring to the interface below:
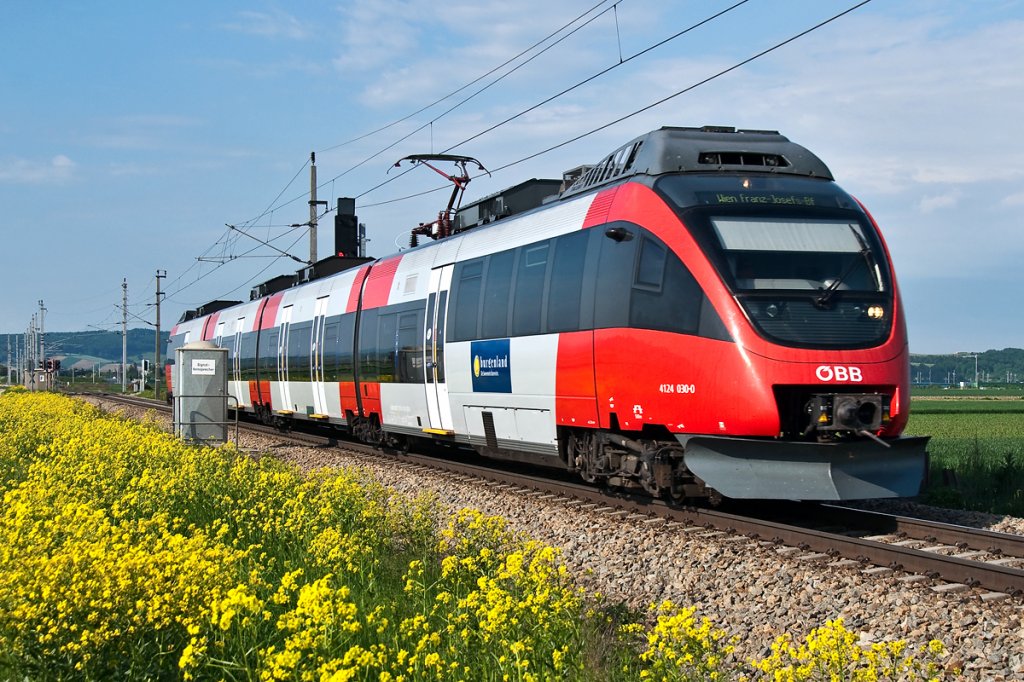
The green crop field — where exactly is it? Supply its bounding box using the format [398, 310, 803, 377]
[906, 398, 1024, 515]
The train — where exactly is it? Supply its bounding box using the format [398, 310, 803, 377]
[166, 125, 929, 502]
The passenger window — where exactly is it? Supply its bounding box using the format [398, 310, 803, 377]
[451, 260, 484, 341]
[287, 322, 313, 382]
[358, 308, 379, 382]
[377, 313, 398, 382]
[397, 311, 424, 382]
[258, 328, 278, 375]
[481, 251, 514, 339]
[547, 230, 587, 332]
[335, 315, 355, 382]
[511, 241, 550, 336]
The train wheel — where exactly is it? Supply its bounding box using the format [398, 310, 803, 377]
[569, 430, 599, 483]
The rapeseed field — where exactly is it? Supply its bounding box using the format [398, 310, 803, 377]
[0, 390, 950, 680]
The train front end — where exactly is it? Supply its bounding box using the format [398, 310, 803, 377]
[667, 173, 927, 500]
[578, 127, 929, 501]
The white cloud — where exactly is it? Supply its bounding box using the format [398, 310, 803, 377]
[918, 191, 959, 214]
[0, 155, 75, 184]
[1001, 191, 1024, 207]
[223, 10, 310, 40]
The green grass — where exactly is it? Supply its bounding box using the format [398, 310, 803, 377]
[911, 399, 1024, 414]
[907, 399, 1024, 515]
[911, 385, 1023, 398]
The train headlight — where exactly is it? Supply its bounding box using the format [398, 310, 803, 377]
[867, 305, 885, 320]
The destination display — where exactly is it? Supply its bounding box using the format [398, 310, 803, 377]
[696, 190, 839, 207]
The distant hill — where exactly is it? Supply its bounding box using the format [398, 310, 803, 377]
[0, 329, 169, 370]
[910, 348, 1023, 386]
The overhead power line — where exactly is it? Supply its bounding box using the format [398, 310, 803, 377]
[317, 0, 619, 155]
[170, 0, 872, 306]
[360, 0, 873, 207]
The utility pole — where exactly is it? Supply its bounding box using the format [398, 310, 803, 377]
[28, 315, 36, 388]
[155, 269, 165, 399]
[308, 152, 327, 264]
[122, 278, 128, 394]
[38, 300, 46, 387]
[310, 152, 318, 264]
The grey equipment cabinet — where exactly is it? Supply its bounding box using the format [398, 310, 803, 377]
[173, 340, 230, 444]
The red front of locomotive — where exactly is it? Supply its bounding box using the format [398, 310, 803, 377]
[569, 151, 927, 500]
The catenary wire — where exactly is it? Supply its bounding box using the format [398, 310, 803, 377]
[353, 0, 754, 201]
[316, 0, 618, 155]
[360, 0, 871, 207]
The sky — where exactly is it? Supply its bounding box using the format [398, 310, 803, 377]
[1, 0, 1022, 355]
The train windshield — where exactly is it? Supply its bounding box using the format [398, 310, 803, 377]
[710, 217, 884, 294]
[655, 174, 894, 349]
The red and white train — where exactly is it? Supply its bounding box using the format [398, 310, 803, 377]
[166, 126, 929, 502]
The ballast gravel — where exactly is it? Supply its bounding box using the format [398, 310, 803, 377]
[89, 398, 1024, 680]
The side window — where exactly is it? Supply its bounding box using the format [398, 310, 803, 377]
[239, 332, 257, 381]
[511, 241, 550, 336]
[377, 312, 398, 382]
[358, 308, 379, 382]
[635, 237, 667, 290]
[481, 251, 514, 339]
[547, 230, 588, 333]
[336, 314, 356, 382]
[397, 311, 424, 382]
[322, 319, 340, 382]
[451, 260, 484, 342]
[288, 322, 313, 382]
[594, 224, 636, 329]
[258, 328, 279, 376]
[630, 235, 703, 334]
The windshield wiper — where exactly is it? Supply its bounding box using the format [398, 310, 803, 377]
[814, 224, 876, 308]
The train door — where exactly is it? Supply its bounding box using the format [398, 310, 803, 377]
[231, 316, 246, 407]
[424, 265, 454, 434]
[276, 305, 293, 411]
[310, 296, 330, 416]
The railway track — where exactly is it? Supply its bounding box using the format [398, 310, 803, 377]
[88, 392, 1024, 599]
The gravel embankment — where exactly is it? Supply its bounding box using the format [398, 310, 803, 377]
[87, 398, 1024, 680]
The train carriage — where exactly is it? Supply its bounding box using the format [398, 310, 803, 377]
[167, 125, 928, 502]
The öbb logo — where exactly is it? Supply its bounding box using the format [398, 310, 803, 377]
[815, 365, 863, 382]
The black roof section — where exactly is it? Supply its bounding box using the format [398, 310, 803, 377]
[178, 299, 242, 323]
[249, 254, 373, 301]
[454, 178, 563, 232]
[561, 125, 834, 199]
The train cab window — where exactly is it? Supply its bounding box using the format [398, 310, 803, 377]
[547, 230, 588, 333]
[635, 237, 667, 290]
[451, 260, 484, 342]
[481, 251, 514, 339]
[511, 241, 550, 336]
[630, 236, 703, 334]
